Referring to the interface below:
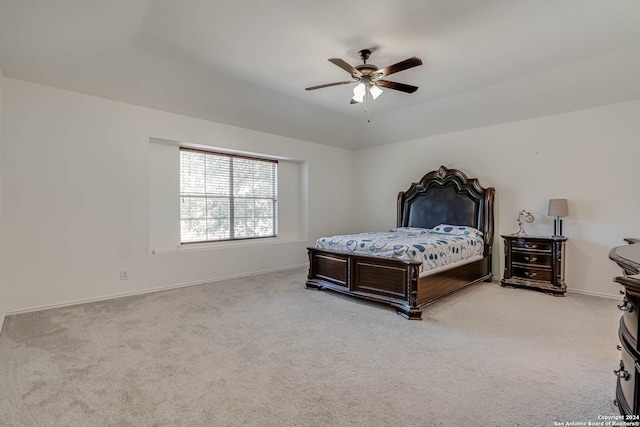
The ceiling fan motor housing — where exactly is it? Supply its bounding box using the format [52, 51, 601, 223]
[355, 64, 379, 78]
[356, 49, 380, 78]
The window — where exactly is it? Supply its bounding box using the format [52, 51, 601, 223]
[179, 148, 278, 243]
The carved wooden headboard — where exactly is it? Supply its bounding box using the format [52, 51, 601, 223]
[397, 165, 495, 254]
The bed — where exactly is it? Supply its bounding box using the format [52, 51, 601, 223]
[306, 165, 495, 320]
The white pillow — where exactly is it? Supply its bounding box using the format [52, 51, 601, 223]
[430, 224, 483, 238]
[388, 227, 430, 234]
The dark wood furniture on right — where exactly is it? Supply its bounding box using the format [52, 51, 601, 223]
[501, 235, 567, 295]
[609, 239, 640, 416]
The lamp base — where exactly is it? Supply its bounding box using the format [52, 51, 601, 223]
[553, 218, 564, 237]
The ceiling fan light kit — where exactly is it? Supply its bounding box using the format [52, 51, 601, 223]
[306, 48, 423, 107]
[351, 77, 382, 103]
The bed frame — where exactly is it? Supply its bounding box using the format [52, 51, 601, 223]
[306, 165, 495, 320]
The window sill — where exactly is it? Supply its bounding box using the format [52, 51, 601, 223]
[150, 237, 308, 255]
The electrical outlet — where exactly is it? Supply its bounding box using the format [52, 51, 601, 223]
[120, 271, 128, 281]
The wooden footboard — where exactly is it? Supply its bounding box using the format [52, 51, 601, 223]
[306, 248, 422, 319]
[307, 248, 491, 320]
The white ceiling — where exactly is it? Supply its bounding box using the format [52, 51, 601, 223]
[1, 0, 640, 149]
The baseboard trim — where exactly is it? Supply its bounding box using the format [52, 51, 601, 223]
[566, 287, 619, 300]
[6, 264, 309, 316]
[491, 278, 618, 300]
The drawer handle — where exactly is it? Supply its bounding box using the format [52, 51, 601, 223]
[524, 256, 538, 262]
[617, 298, 634, 313]
[614, 360, 630, 380]
[524, 244, 538, 249]
[524, 271, 538, 278]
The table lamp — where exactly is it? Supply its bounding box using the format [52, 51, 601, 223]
[548, 199, 568, 236]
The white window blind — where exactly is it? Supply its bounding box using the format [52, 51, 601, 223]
[180, 148, 278, 243]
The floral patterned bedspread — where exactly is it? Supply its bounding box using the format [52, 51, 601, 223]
[315, 227, 484, 273]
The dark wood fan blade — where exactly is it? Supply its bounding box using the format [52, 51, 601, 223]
[328, 58, 362, 77]
[376, 80, 419, 93]
[377, 57, 422, 77]
[305, 80, 356, 91]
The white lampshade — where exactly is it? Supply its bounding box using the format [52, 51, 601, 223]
[548, 199, 568, 217]
[352, 82, 366, 103]
[369, 84, 383, 99]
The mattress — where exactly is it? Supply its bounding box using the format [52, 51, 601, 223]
[315, 226, 484, 275]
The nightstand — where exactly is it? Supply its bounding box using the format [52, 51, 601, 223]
[501, 235, 567, 295]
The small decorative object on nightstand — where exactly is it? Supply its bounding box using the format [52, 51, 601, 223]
[501, 234, 567, 295]
[512, 210, 534, 236]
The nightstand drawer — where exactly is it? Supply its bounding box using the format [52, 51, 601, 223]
[512, 239, 552, 252]
[512, 252, 552, 267]
[512, 266, 552, 282]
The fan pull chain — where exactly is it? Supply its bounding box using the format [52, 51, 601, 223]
[364, 90, 371, 123]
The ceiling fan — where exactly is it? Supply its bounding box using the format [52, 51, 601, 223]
[305, 49, 423, 104]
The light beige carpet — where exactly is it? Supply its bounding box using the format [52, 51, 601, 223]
[0, 267, 621, 426]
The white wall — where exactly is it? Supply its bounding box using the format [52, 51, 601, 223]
[353, 100, 640, 297]
[2, 78, 354, 313]
[0, 67, 5, 331]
